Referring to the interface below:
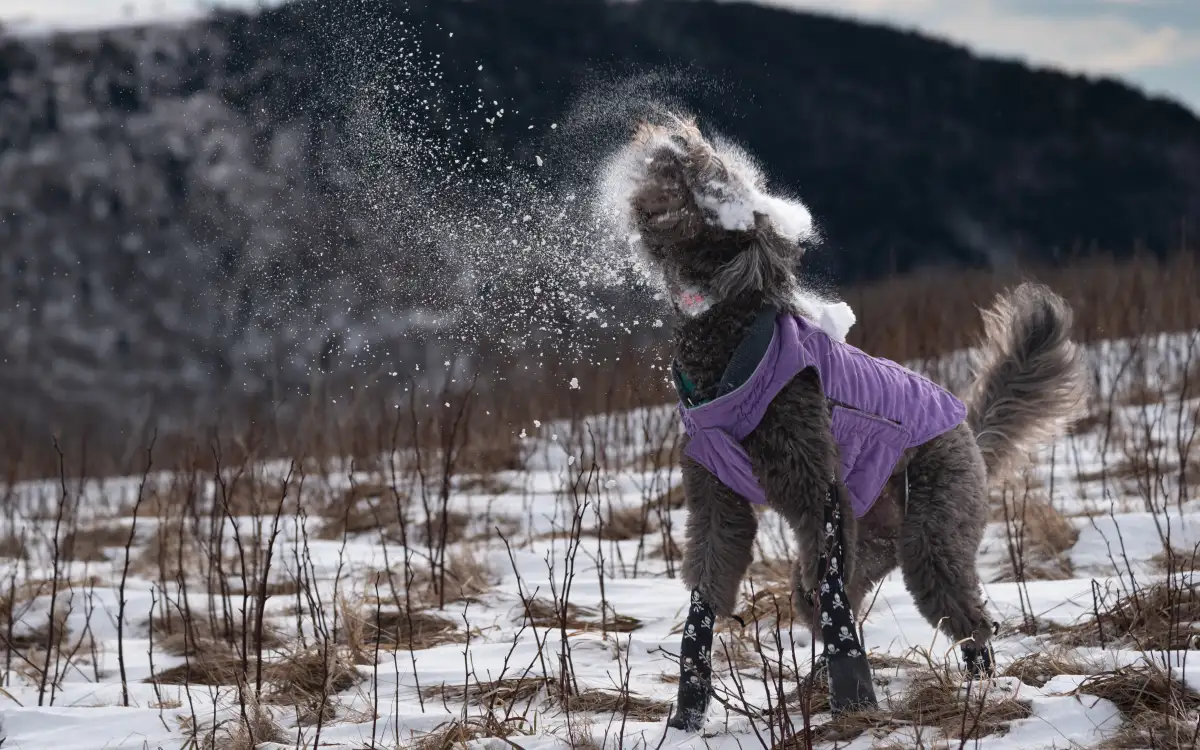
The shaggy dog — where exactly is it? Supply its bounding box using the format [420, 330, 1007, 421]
[611, 116, 1089, 731]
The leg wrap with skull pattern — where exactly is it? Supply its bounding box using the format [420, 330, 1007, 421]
[816, 483, 879, 714]
[667, 590, 716, 732]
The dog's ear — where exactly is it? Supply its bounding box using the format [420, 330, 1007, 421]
[710, 213, 796, 299]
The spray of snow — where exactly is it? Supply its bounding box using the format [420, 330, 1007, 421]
[240, 8, 848, 386]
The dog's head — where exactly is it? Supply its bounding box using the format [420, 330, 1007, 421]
[611, 115, 817, 312]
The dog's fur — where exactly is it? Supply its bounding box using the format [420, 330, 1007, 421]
[624, 116, 1088, 651]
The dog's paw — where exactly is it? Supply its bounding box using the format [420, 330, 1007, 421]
[961, 640, 996, 679]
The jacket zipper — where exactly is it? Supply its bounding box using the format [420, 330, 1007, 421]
[827, 398, 903, 427]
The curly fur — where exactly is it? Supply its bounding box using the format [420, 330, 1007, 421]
[622, 116, 1088, 655]
[965, 283, 1089, 480]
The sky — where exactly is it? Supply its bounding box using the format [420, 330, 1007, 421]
[1, 0, 1198, 114]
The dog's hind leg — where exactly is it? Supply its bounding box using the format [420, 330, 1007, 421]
[668, 457, 757, 732]
[898, 422, 997, 677]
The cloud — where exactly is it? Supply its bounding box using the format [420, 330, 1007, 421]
[745, 0, 1200, 74]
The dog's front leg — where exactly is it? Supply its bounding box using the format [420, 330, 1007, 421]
[668, 458, 757, 732]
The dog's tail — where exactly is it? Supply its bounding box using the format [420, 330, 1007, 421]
[962, 282, 1089, 481]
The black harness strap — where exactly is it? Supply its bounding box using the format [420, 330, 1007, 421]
[672, 304, 778, 407]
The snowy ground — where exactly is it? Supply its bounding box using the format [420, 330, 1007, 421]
[0, 331, 1197, 749]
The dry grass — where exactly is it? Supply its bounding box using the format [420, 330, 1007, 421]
[370, 549, 500, 609]
[566, 687, 671, 720]
[457, 434, 525, 474]
[147, 647, 244, 685]
[411, 510, 472, 546]
[316, 488, 408, 540]
[1077, 452, 1178, 487]
[422, 675, 553, 710]
[1078, 660, 1200, 750]
[61, 523, 130, 562]
[648, 484, 685, 511]
[995, 490, 1080, 582]
[132, 519, 200, 579]
[413, 713, 531, 750]
[1001, 650, 1099, 688]
[0, 533, 29, 560]
[358, 607, 466, 653]
[774, 661, 1033, 747]
[648, 535, 681, 561]
[421, 550, 499, 606]
[514, 597, 642, 633]
[420, 675, 668, 720]
[735, 563, 796, 628]
[455, 473, 515, 495]
[150, 615, 285, 657]
[262, 646, 365, 707]
[196, 701, 286, 750]
[595, 504, 658, 541]
[1054, 579, 1200, 650]
[891, 672, 1032, 741]
[1154, 543, 1200, 573]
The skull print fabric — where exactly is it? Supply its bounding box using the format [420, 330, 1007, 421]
[668, 589, 716, 731]
[815, 484, 864, 661]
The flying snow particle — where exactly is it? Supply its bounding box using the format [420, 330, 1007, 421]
[569, 377, 579, 389]
[535, 156, 544, 167]
[533, 420, 542, 428]
[519, 428, 527, 439]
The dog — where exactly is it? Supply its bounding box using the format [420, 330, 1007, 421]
[613, 116, 1089, 731]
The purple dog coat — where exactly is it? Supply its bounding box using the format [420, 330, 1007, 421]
[675, 310, 966, 518]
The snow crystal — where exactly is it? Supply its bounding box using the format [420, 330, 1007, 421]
[569, 377, 579, 389]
